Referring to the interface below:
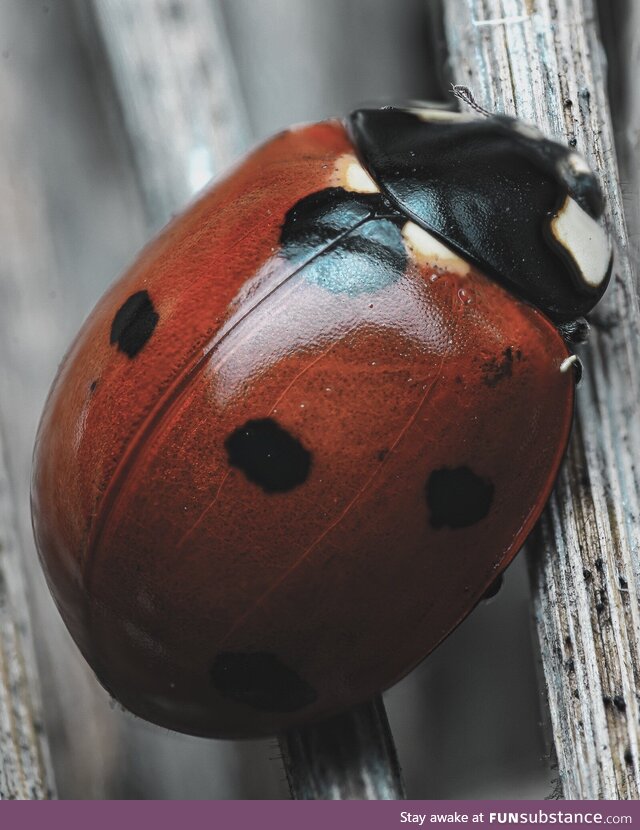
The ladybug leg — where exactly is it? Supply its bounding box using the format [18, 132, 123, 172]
[481, 573, 504, 601]
[557, 318, 587, 385]
[560, 354, 584, 385]
[558, 317, 590, 344]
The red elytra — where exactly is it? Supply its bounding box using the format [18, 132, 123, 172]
[32, 119, 574, 738]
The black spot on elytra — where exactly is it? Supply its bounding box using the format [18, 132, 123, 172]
[481, 347, 522, 387]
[89, 380, 98, 394]
[427, 466, 494, 529]
[225, 418, 311, 493]
[211, 652, 317, 712]
[279, 187, 406, 295]
[110, 290, 159, 358]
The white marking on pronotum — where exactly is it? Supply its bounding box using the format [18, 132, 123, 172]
[335, 155, 380, 194]
[402, 221, 470, 276]
[345, 161, 379, 193]
[550, 196, 611, 289]
[408, 107, 476, 124]
[512, 121, 544, 141]
[560, 355, 579, 373]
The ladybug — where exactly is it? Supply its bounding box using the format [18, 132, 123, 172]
[31, 104, 612, 739]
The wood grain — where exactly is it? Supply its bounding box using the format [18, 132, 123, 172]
[0, 428, 54, 799]
[444, 0, 640, 799]
[83, 0, 250, 228]
[280, 697, 405, 800]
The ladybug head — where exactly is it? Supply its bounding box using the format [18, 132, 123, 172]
[348, 105, 612, 322]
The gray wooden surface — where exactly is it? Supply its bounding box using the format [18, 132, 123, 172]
[445, 0, 640, 799]
[0, 425, 54, 799]
[0, 0, 635, 799]
[0, 3, 56, 796]
[603, 0, 640, 292]
[280, 697, 405, 799]
[81, 0, 250, 228]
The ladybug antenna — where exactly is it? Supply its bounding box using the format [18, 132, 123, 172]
[451, 84, 493, 117]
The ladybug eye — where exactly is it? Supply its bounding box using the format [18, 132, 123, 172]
[556, 149, 604, 217]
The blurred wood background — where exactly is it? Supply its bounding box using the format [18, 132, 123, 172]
[0, 0, 637, 799]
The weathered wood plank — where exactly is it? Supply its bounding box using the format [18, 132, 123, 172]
[444, 0, 640, 799]
[0, 0, 154, 799]
[0, 426, 54, 799]
[221, 0, 442, 143]
[599, 0, 640, 295]
[83, 0, 250, 228]
[280, 697, 405, 800]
